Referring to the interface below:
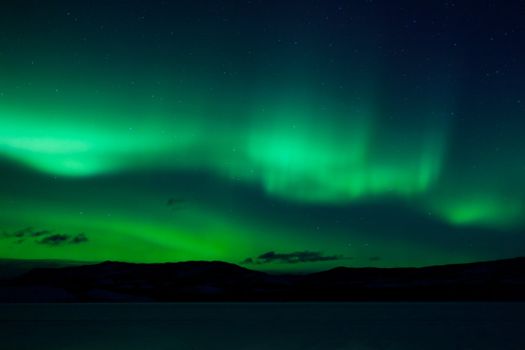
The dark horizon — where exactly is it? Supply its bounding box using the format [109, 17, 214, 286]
[2, 254, 525, 275]
[2, 255, 525, 302]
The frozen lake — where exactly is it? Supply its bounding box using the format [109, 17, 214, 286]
[1, 303, 524, 349]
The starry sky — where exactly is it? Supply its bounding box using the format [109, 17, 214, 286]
[0, 0, 524, 272]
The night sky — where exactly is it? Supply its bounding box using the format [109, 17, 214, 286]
[1, 0, 524, 272]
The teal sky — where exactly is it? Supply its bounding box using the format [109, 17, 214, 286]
[0, 0, 524, 271]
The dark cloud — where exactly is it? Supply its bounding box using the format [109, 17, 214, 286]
[1, 227, 32, 239]
[242, 251, 348, 265]
[13, 227, 33, 238]
[240, 257, 254, 265]
[1, 227, 51, 239]
[39, 234, 69, 246]
[30, 230, 52, 237]
[1, 228, 89, 246]
[71, 233, 89, 244]
[38, 233, 89, 246]
[369, 256, 382, 261]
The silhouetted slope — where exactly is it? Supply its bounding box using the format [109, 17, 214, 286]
[1, 257, 525, 302]
[0, 259, 93, 279]
[295, 257, 525, 300]
[11, 261, 287, 301]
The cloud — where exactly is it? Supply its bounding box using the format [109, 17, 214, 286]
[38, 233, 89, 246]
[240, 257, 254, 265]
[12, 227, 32, 238]
[30, 230, 52, 237]
[39, 234, 69, 246]
[1, 228, 88, 246]
[1, 227, 33, 239]
[1, 227, 51, 239]
[242, 251, 348, 265]
[71, 233, 89, 244]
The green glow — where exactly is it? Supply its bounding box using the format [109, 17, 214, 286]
[0, 100, 448, 203]
[0, 194, 478, 270]
[0, 105, 201, 176]
[0, 198, 256, 263]
[245, 101, 447, 202]
[433, 195, 524, 228]
[0, 85, 521, 268]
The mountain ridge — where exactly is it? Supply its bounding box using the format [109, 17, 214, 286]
[1, 257, 525, 302]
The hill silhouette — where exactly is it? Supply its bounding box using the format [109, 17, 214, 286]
[1, 257, 525, 302]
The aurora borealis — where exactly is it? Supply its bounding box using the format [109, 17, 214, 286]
[1, 1, 524, 271]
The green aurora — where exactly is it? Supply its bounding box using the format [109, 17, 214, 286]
[0, 1, 524, 271]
